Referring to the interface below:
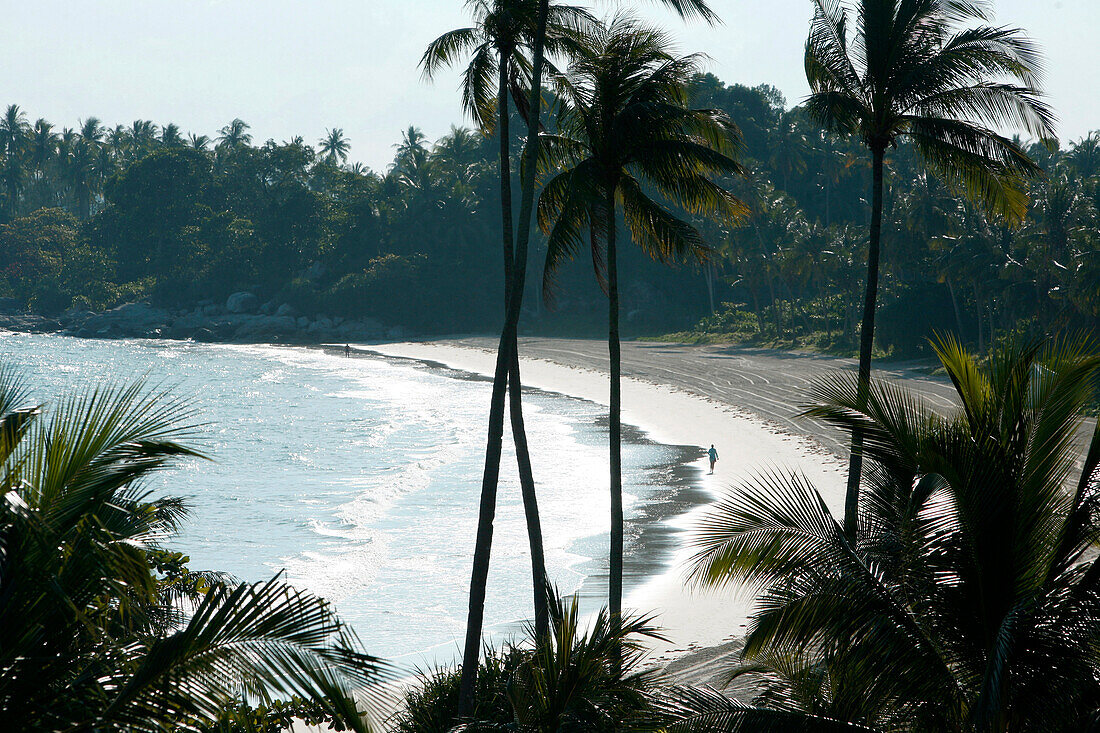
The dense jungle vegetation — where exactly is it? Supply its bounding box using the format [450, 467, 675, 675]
[0, 79, 1096, 353]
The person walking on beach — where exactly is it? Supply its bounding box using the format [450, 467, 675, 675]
[707, 444, 718, 474]
[344, 344, 351, 358]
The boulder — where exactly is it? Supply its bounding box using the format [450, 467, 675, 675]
[226, 292, 259, 314]
[233, 315, 298, 341]
[275, 303, 299, 318]
[78, 303, 171, 337]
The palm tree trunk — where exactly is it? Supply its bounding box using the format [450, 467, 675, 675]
[843, 144, 884, 537]
[509, 355, 548, 640]
[457, 1, 550, 716]
[496, 50, 549, 644]
[606, 186, 624, 673]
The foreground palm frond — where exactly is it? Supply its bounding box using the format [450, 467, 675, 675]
[0, 371, 388, 732]
[688, 336, 1100, 731]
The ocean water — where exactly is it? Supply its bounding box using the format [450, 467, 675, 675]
[0, 332, 701, 665]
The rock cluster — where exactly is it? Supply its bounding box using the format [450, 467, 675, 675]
[0, 292, 402, 344]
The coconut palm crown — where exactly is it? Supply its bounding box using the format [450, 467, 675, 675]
[420, 0, 595, 133]
[804, 0, 1057, 534]
[537, 13, 748, 653]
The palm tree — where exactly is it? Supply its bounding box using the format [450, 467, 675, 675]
[66, 118, 105, 218]
[433, 125, 484, 185]
[320, 127, 351, 164]
[217, 118, 252, 151]
[128, 119, 159, 157]
[392, 125, 429, 176]
[0, 370, 389, 731]
[0, 105, 29, 217]
[189, 132, 211, 151]
[27, 119, 58, 208]
[686, 336, 1100, 731]
[161, 122, 185, 147]
[422, 0, 595, 654]
[537, 14, 747, 658]
[803, 0, 1055, 535]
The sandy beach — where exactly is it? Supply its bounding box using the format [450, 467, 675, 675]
[362, 338, 898, 678]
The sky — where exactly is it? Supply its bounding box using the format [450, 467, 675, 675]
[3, 0, 1098, 171]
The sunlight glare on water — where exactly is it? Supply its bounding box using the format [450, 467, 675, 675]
[1, 332, 690, 664]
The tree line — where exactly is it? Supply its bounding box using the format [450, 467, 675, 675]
[2, 86, 1095, 352]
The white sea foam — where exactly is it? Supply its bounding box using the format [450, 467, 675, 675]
[6, 336, 686, 662]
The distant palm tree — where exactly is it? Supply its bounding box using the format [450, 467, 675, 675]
[432, 125, 483, 184]
[0, 105, 29, 217]
[320, 127, 351, 164]
[27, 119, 58, 207]
[80, 117, 105, 145]
[68, 118, 105, 218]
[686, 336, 1100, 731]
[802, 0, 1055, 535]
[107, 124, 128, 155]
[1067, 131, 1100, 178]
[392, 125, 429, 176]
[0, 371, 389, 732]
[160, 122, 185, 147]
[422, 0, 595, 652]
[537, 15, 748, 657]
[217, 118, 252, 151]
[128, 119, 159, 156]
[189, 133, 211, 151]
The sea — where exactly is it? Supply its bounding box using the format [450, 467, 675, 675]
[0, 332, 704, 667]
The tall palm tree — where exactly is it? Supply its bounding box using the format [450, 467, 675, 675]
[537, 14, 747, 658]
[320, 127, 351, 164]
[422, 0, 595, 652]
[189, 132, 211, 151]
[425, 0, 718, 714]
[803, 0, 1055, 535]
[0, 371, 389, 732]
[685, 336, 1100, 731]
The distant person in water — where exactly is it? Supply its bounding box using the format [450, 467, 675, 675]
[707, 444, 718, 474]
[344, 344, 351, 358]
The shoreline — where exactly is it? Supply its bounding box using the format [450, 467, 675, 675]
[331, 343, 712, 664]
[361, 339, 850, 666]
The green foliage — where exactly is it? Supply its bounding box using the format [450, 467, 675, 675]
[0, 207, 79, 310]
[393, 592, 668, 732]
[0, 371, 387, 732]
[326, 253, 427, 320]
[694, 302, 760, 337]
[687, 336, 1100, 731]
[0, 53, 1096, 342]
[392, 649, 522, 733]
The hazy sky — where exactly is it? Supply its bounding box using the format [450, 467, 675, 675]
[4, 1, 1097, 171]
